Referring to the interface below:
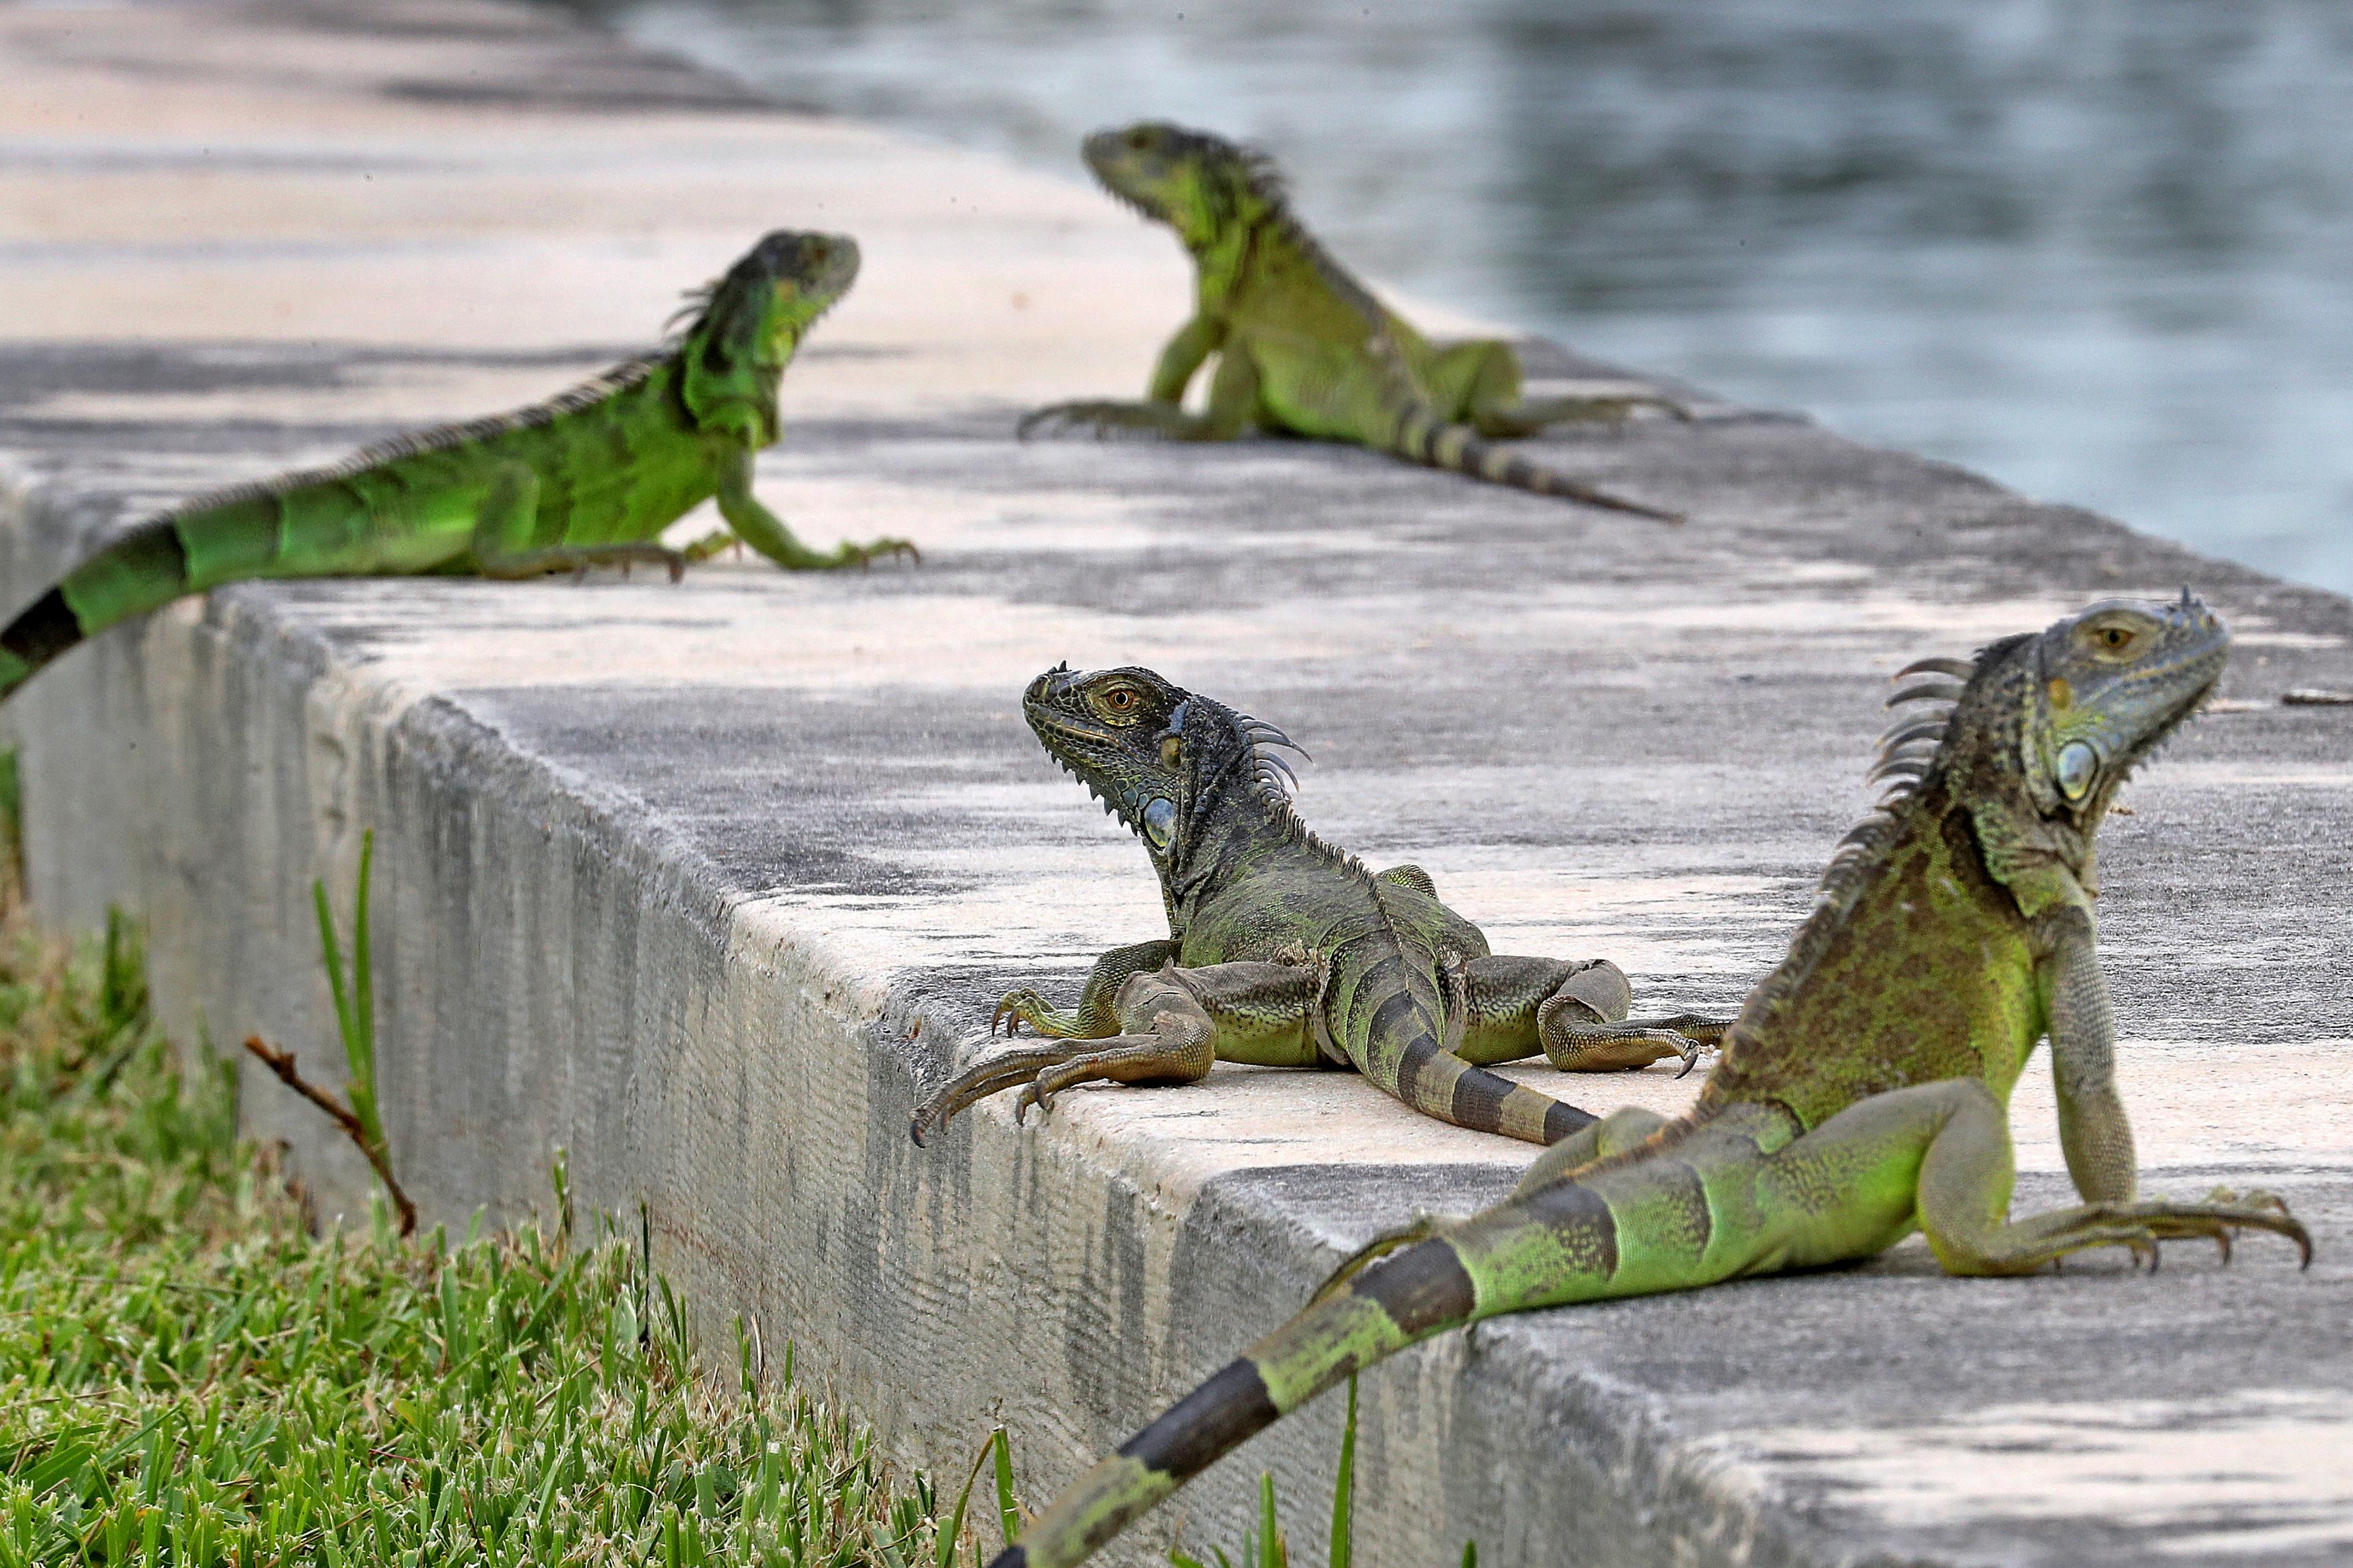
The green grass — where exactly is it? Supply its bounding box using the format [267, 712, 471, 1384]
[0, 860, 1462, 1568]
[0, 902, 964, 1567]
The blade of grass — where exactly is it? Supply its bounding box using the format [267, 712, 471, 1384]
[1255, 1472, 1283, 1568]
[992, 1424, 1022, 1550]
[934, 1428, 1000, 1568]
[1327, 1375, 1355, 1568]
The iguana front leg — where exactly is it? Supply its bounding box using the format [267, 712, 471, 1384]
[1018, 346, 1261, 441]
[1763, 1079, 2310, 1275]
[2039, 908, 2137, 1204]
[909, 961, 1319, 1144]
[1148, 312, 1225, 404]
[468, 462, 688, 581]
[1455, 955, 1730, 1073]
[1428, 339, 1690, 436]
[715, 450, 917, 570]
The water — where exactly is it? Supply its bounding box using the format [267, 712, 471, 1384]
[571, 0, 2353, 595]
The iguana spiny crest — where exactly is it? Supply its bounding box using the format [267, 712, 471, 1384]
[673, 229, 860, 448]
[1826, 591, 2226, 892]
[1082, 123, 1286, 252]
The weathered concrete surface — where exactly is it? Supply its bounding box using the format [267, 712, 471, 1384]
[3, 3, 2350, 1564]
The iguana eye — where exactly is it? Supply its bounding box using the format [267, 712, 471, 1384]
[1095, 686, 1144, 723]
[2086, 620, 2141, 655]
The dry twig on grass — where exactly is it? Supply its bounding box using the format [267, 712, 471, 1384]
[240, 1032, 417, 1236]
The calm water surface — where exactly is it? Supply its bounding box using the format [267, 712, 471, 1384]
[575, 0, 2353, 595]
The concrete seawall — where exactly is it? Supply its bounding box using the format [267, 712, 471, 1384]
[4, 3, 2350, 1563]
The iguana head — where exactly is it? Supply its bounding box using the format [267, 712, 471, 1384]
[1082, 122, 1277, 251]
[677, 230, 859, 439]
[1880, 591, 2228, 898]
[1022, 664, 1301, 872]
[2022, 591, 2230, 820]
[686, 229, 860, 366]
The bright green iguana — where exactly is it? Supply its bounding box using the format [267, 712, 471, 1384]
[982, 593, 2312, 1568]
[0, 230, 911, 703]
[908, 665, 1729, 1148]
[1022, 122, 1688, 521]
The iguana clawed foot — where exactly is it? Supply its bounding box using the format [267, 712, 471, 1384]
[1536, 992, 1731, 1076]
[993, 987, 1088, 1039]
[1018, 400, 1207, 443]
[680, 526, 919, 571]
[839, 535, 921, 568]
[2017, 1191, 2312, 1274]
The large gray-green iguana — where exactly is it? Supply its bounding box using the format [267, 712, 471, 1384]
[0, 230, 911, 703]
[982, 593, 2312, 1568]
[1021, 122, 1688, 521]
[908, 666, 1730, 1148]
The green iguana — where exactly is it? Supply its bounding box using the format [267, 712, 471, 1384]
[0, 230, 912, 704]
[908, 665, 1729, 1149]
[1022, 122, 1688, 521]
[983, 593, 2312, 1568]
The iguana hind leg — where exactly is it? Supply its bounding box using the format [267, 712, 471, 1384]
[1428, 339, 1690, 436]
[1454, 955, 1728, 1074]
[1765, 1079, 2312, 1275]
[467, 462, 689, 581]
[477, 542, 689, 581]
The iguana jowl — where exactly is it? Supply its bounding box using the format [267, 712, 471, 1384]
[909, 666, 1727, 1148]
[1023, 122, 1688, 521]
[0, 230, 913, 703]
[983, 594, 2312, 1568]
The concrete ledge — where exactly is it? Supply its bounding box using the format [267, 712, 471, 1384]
[6, 5, 2353, 1565]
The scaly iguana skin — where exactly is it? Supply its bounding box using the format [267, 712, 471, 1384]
[908, 666, 1729, 1148]
[0, 230, 913, 702]
[1020, 122, 1689, 521]
[985, 594, 2313, 1568]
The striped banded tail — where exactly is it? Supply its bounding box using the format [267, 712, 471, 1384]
[1402, 1045, 1596, 1145]
[0, 519, 192, 704]
[989, 1234, 1482, 1568]
[1339, 943, 1596, 1145]
[1389, 412, 1683, 523]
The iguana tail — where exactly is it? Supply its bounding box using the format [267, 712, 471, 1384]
[0, 484, 441, 704]
[0, 519, 206, 702]
[991, 1184, 1626, 1568]
[1387, 409, 1684, 523]
[1327, 887, 1596, 1145]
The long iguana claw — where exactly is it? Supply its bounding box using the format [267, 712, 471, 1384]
[1673, 1033, 1703, 1079]
[851, 537, 921, 568]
